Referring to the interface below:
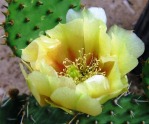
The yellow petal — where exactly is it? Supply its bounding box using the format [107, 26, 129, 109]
[77, 75, 110, 98]
[45, 98, 74, 114]
[22, 41, 38, 62]
[105, 56, 128, 91]
[39, 60, 58, 77]
[27, 71, 51, 97]
[39, 35, 60, 49]
[27, 60, 76, 95]
[97, 76, 128, 104]
[22, 36, 60, 70]
[27, 79, 41, 104]
[107, 59, 125, 90]
[50, 87, 102, 116]
[46, 76, 76, 94]
[83, 18, 111, 56]
[98, 77, 128, 104]
[46, 19, 84, 59]
[76, 94, 102, 116]
[109, 25, 144, 58]
[98, 22, 111, 57]
[26, 73, 49, 106]
[118, 44, 138, 76]
[37, 36, 62, 71]
[58, 76, 76, 89]
[109, 25, 144, 76]
[83, 18, 100, 54]
[97, 89, 125, 104]
[76, 83, 89, 95]
[95, 56, 128, 103]
[112, 36, 138, 76]
[50, 87, 77, 109]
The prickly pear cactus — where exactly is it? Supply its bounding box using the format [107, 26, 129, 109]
[22, 96, 73, 124]
[76, 95, 149, 124]
[5, 0, 81, 57]
[142, 58, 149, 98]
[23, 95, 149, 124]
[1, 91, 149, 124]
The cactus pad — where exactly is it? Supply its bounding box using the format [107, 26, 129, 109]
[75, 95, 149, 124]
[5, 0, 81, 57]
[1, 92, 149, 124]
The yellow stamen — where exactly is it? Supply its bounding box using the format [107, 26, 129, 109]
[60, 49, 105, 84]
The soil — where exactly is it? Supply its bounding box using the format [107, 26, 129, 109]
[0, 0, 148, 100]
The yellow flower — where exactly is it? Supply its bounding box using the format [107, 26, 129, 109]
[21, 7, 144, 116]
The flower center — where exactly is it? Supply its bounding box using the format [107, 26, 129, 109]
[60, 49, 105, 84]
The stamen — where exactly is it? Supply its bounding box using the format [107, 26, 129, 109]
[60, 48, 105, 83]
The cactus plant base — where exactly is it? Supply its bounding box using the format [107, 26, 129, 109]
[1, 92, 149, 124]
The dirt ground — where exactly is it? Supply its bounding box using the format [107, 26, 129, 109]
[0, 0, 148, 99]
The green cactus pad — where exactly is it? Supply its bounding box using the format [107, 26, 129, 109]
[142, 58, 149, 98]
[1, 93, 149, 124]
[5, 0, 81, 57]
[75, 95, 149, 124]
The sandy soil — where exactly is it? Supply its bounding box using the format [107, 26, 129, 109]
[0, 0, 148, 100]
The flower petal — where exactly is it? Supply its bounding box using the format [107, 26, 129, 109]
[22, 41, 38, 62]
[27, 71, 51, 97]
[46, 19, 84, 61]
[109, 25, 144, 58]
[27, 70, 76, 106]
[98, 22, 111, 56]
[58, 76, 76, 89]
[76, 94, 102, 116]
[39, 60, 58, 77]
[95, 56, 128, 103]
[116, 38, 138, 76]
[50, 87, 102, 116]
[88, 7, 107, 23]
[118, 44, 138, 76]
[108, 25, 144, 76]
[22, 36, 60, 70]
[47, 76, 76, 94]
[50, 87, 77, 109]
[66, 9, 82, 22]
[45, 98, 74, 114]
[28, 82, 46, 106]
[83, 18, 110, 57]
[102, 56, 128, 91]
[66, 7, 107, 23]
[77, 75, 110, 98]
[83, 18, 100, 54]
